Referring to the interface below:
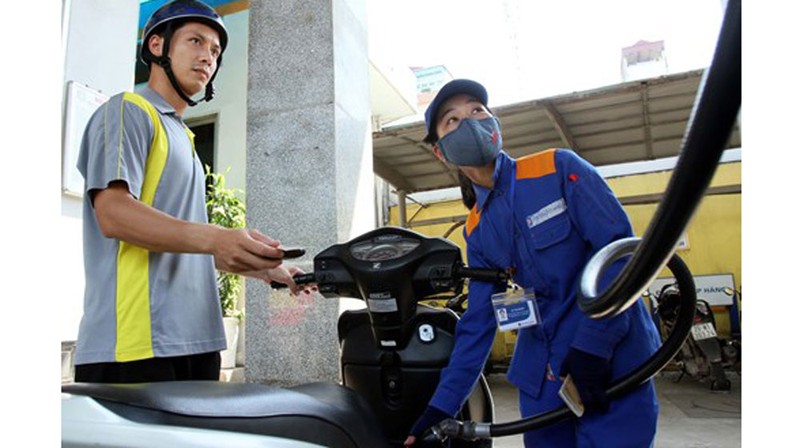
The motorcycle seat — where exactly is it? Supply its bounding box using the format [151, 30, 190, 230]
[62, 381, 389, 448]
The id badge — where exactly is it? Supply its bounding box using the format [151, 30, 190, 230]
[491, 287, 541, 332]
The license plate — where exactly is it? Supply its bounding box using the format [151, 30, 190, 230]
[691, 322, 718, 340]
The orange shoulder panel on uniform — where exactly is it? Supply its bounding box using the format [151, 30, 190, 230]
[516, 148, 558, 180]
[465, 205, 481, 237]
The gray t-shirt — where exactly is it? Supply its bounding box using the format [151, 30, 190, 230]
[74, 86, 225, 365]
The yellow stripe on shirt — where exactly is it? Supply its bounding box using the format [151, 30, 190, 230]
[112, 92, 169, 362]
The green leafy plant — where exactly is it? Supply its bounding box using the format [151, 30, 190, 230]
[206, 166, 246, 321]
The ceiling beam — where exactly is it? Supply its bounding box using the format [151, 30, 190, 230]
[542, 101, 579, 150]
[403, 184, 742, 227]
[373, 158, 414, 191]
[619, 184, 741, 206]
[397, 135, 460, 186]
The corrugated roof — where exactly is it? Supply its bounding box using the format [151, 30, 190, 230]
[372, 69, 742, 193]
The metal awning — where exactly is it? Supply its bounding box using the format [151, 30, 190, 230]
[372, 69, 742, 194]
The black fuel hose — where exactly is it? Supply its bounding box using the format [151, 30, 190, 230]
[425, 250, 696, 442]
[577, 0, 740, 319]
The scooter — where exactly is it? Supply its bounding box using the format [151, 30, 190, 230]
[647, 283, 731, 391]
[62, 226, 503, 448]
[62, 0, 740, 443]
[720, 286, 742, 374]
[60, 230, 699, 448]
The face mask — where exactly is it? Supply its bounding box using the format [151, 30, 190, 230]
[437, 116, 503, 167]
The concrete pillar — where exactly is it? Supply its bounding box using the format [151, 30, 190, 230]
[244, 0, 372, 386]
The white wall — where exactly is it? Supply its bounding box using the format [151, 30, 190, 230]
[60, 0, 139, 342]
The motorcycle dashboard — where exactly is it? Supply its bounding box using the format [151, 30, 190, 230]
[349, 238, 421, 262]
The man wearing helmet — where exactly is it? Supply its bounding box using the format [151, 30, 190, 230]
[139, 0, 228, 109]
[73, 0, 301, 383]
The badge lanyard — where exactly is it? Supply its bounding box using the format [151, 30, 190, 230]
[508, 167, 517, 239]
[505, 165, 518, 272]
[505, 162, 549, 292]
[490, 165, 542, 332]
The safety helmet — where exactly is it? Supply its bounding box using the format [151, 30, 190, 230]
[140, 0, 229, 106]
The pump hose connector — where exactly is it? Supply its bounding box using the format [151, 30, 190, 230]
[421, 419, 492, 443]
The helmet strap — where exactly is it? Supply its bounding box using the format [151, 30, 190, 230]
[201, 54, 222, 103]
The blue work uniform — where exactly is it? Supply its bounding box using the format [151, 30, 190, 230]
[429, 149, 661, 447]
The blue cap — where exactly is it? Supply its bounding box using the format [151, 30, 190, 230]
[423, 79, 488, 143]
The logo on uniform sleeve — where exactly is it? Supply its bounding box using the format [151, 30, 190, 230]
[526, 199, 567, 228]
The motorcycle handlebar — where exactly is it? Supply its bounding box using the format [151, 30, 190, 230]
[453, 265, 509, 284]
[270, 265, 508, 291]
[269, 273, 317, 290]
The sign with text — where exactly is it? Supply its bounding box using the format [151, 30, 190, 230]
[648, 273, 736, 306]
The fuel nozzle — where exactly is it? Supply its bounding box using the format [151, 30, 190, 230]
[421, 418, 491, 444]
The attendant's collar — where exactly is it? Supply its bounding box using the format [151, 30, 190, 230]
[473, 150, 512, 211]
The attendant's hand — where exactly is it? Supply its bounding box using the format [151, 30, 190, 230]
[559, 347, 612, 414]
[404, 406, 451, 446]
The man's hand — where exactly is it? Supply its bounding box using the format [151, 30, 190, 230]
[211, 228, 285, 274]
[242, 264, 318, 296]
